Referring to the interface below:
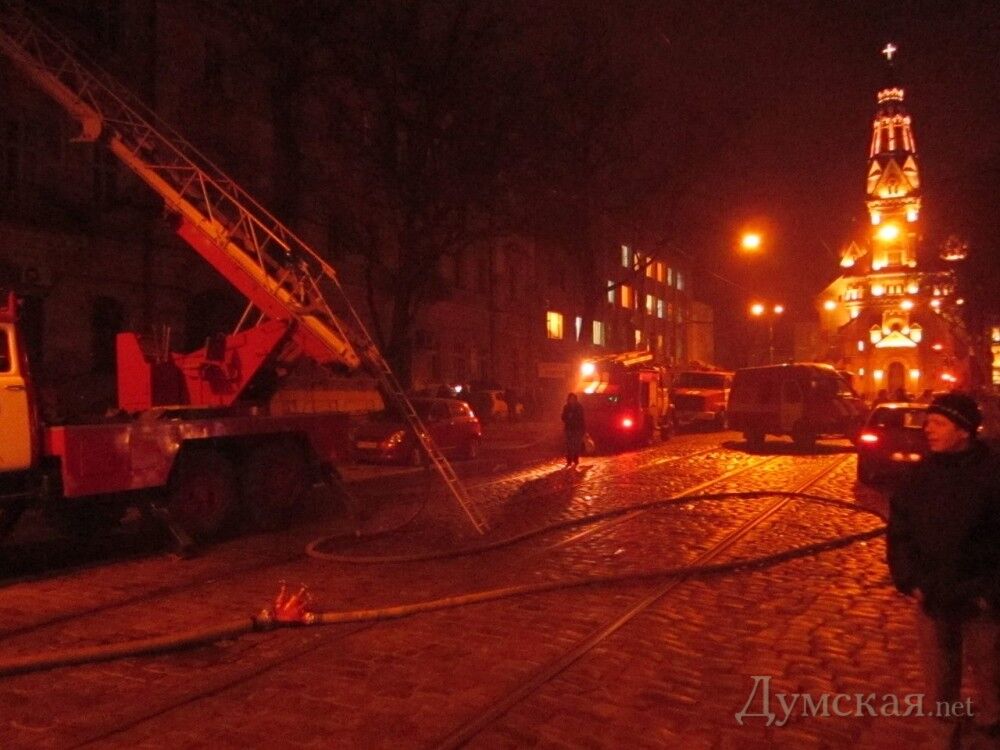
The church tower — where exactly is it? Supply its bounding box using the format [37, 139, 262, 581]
[865, 43, 921, 271]
[815, 45, 970, 398]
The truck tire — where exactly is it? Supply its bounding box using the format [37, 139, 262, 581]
[792, 425, 817, 451]
[242, 441, 309, 530]
[168, 450, 238, 539]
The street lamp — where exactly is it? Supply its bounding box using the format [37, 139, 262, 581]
[740, 232, 763, 253]
[750, 302, 784, 364]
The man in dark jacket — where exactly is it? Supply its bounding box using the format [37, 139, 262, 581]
[561, 392, 585, 468]
[887, 392, 1000, 731]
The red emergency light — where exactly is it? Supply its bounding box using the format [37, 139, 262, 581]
[858, 432, 879, 444]
[621, 417, 634, 429]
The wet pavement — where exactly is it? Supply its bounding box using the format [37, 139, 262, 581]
[0, 428, 994, 749]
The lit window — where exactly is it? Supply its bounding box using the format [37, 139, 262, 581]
[657, 299, 665, 319]
[634, 329, 642, 347]
[645, 294, 655, 315]
[621, 285, 633, 309]
[666, 267, 673, 286]
[676, 271, 685, 291]
[656, 334, 664, 352]
[859, 367, 865, 376]
[607, 280, 615, 304]
[593, 320, 606, 346]
[621, 245, 632, 269]
[656, 262, 665, 283]
[645, 259, 655, 279]
[858, 340, 865, 352]
[546, 311, 563, 339]
[575, 316, 583, 341]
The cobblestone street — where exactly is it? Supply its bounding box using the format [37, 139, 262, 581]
[0, 431, 994, 749]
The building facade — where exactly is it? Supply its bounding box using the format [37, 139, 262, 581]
[0, 2, 714, 418]
[815, 46, 970, 399]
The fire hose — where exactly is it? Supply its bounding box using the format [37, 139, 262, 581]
[0, 491, 886, 679]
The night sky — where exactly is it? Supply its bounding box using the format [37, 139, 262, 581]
[647, 1, 999, 334]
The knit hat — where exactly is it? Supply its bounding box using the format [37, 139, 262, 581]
[927, 392, 981, 434]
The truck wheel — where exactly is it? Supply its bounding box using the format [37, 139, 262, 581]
[659, 418, 675, 440]
[168, 450, 238, 539]
[242, 441, 309, 530]
[792, 426, 817, 451]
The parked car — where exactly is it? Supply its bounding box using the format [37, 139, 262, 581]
[353, 398, 482, 465]
[855, 402, 929, 484]
[468, 388, 509, 423]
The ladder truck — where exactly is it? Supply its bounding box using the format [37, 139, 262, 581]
[0, 4, 487, 543]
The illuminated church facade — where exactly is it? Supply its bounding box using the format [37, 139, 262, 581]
[815, 44, 970, 398]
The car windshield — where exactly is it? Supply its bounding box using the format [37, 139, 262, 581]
[811, 373, 853, 397]
[675, 372, 726, 389]
[869, 407, 927, 429]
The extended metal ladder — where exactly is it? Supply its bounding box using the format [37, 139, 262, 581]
[0, 2, 488, 534]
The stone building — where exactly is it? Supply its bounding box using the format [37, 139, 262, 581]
[815, 45, 970, 399]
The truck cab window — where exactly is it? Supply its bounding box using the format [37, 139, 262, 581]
[0, 328, 10, 373]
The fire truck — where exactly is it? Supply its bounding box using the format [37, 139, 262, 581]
[0, 7, 485, 543]
[669, 368, 733, 430]
[576, 350, 674, 450]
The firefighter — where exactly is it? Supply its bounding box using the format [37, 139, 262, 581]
[561, 392, 586, 468]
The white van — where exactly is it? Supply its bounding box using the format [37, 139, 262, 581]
[728, 363, 867, 449]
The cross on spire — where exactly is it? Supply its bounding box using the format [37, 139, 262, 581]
[882, 43, 897, 62]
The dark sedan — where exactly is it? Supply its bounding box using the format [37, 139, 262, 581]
[353, 398, 482, 465]
[855, 402, 929, 484]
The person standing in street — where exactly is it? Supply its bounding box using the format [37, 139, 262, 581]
[887, 392, 1000, 737]
[561, 392, 585, 468]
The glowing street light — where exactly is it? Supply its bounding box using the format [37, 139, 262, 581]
[740, 232, 763, 252]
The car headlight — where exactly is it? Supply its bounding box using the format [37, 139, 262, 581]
[382, 430, 406, 448]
